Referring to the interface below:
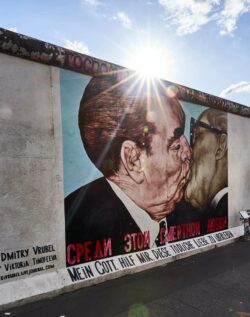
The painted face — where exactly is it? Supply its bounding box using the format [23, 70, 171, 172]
[185, 112, 219, 209]
[141, 96, 191, 214]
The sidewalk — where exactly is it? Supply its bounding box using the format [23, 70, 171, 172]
[1, 240, 250, 317]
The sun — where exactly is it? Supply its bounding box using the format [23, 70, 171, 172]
[127, 44, 173, 80]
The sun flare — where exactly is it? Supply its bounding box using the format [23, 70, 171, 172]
[127, 44, 172, 80]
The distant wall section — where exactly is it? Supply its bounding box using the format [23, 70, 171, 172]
[228, 113, 250, 227]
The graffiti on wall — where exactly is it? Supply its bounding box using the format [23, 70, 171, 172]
[61, 70, 228, 267]
[66, 230, 234, 283]
[0, 244, 57, 281]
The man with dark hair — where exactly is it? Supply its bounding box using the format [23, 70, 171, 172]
[185, 108, 228, 234]
[65, 73, 191, 265]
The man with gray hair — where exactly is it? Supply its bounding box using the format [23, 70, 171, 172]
[185, 108, 228, 234]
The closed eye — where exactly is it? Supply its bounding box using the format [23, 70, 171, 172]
[168, 127, 184, 150]
[170, 142, 181, 151]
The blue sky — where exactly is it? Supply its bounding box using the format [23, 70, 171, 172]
[1, 0, 250, 106]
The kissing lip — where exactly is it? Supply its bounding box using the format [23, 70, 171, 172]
[178, 177, 187, 191]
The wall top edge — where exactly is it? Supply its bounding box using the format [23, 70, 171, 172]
[0, 27, 249, 117]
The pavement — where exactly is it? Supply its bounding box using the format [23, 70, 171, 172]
[1, 240, 250, 317]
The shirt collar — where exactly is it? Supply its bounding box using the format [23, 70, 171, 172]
[211, 187, 228, 209]
[107, 179, 162, 247]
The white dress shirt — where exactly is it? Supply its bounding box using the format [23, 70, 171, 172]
[210, 187, 228, 209]
[107, 179, 167, 248]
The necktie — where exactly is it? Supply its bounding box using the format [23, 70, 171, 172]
[155, 220, 166, 246]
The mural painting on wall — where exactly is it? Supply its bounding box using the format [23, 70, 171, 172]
[61, 69, 228, 268]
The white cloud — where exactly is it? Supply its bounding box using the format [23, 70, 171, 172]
[113, 11, 132, 29]
[159, 0, 220, 35]
[220, 81, 250, 97]
[159, 0, 250, 36]
[81, 0, 101, 6]
[218, 0, 250, 35]
[7, 27, 17, 32]
[64, 40, 90, 54]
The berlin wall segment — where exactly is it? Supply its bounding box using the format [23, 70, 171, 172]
[0, 27, 247, 309]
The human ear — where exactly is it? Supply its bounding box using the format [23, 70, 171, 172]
[120, 140, 144, 184]
[215, 133, 227, 160]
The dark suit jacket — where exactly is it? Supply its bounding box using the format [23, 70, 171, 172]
[65, 177, 142, 265]
[201, 192, 228, 234]
[166, 193, 228, 240]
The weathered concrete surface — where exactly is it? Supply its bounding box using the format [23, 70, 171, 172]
[228, 113, 250, 228]
[2, 240, 250, 317]
[0, 53, 65, 287]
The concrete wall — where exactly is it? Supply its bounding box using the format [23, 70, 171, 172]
[0, 53, 65, 305]
[228, 113, 250, 227]
[0, 46, 249, 308]
[0, 54, 64, 257]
